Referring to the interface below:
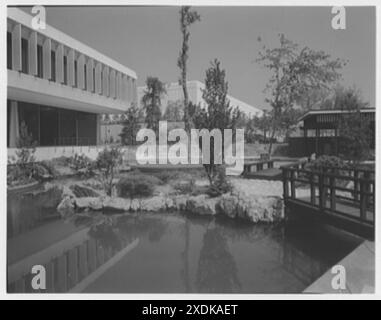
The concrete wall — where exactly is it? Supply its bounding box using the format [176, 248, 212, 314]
[8, 145, 131, 162]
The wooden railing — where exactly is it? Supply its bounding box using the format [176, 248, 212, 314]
[281, 162, 375, 225]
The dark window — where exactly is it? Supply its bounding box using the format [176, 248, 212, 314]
[93, 68, 96, 92]
[51, 50, 56, 81]
[21, 38, 28, 74]
[39, 106, 59, 146]
[77, 112, 97, 145]
[7, 32, 12, 69]
[74, 60, 78, 87]
[37, 44, 43, 78]
[63, 56, 67, 85]
[18, 101, 40, 146]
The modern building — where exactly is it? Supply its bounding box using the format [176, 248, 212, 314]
[288, 108, 375, 157]
[7, 8, 137, 159]
[137, 80, 263, 118]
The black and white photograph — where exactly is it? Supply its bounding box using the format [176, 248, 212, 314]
[2, 1, 378, 300]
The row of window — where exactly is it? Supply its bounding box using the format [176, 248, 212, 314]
[7, 100, 97, 147]
[7, 31, 126, 97]
[305, 129, 337, 137]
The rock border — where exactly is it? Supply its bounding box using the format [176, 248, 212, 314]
[56, 182, 284, 224]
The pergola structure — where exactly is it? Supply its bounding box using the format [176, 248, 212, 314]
[289, 108, 375, 157]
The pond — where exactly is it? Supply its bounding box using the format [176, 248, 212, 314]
[7, 188, 362, 293]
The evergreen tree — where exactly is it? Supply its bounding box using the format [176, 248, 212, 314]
[141, 77, 166, 133]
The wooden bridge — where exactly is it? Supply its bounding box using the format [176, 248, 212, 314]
[242, 159, 282, 180]
[282, 162, 375, 239]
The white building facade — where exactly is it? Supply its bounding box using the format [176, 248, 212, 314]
[138, 80, 263, 118]
[7, 8, 137, 159]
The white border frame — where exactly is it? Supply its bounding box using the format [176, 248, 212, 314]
[0, 0, 379, 300]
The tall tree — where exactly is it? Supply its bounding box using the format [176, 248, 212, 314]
[330, 86, 371, 162]
[178, 6, 200, 132]
[320, 85, 369, 110]
[248, 111, 272, 143]
[141, 77, 166, 133]
[256, 34, 345, 155]
[163, 100, 184, 122]
[193, 59, 241, 185]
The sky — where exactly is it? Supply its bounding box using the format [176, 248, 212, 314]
[20, 6, 376, 110]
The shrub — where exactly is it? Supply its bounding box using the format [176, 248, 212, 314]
[174, 179, 196, 195]
[206, 166, 232, 197]
[305, 155, 348, 171]
[7, 165, 33, 187]
[117, 174, 159, 198]
[96, 147, 123, 196]
[7, 122, 38, 186]
[68, 154, 95, 177]
[153, 171, 180, 184]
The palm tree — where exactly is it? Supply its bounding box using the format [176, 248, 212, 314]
[141, 77, 166, 133]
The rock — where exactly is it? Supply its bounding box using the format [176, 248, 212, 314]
[57, 196, 75, 218]
[102, 197, 131, 212]
[230, 179, 283, 197]
[140, 196, 167, 212]
[246, 196, 283, 223]
[172, 195, 188, 211]
[217, 193, 283, 222]
[217, 194, 240, 219]
[165, 197, 175, 210]
[186, 195, 219, 215]
[70, 184, 100, 198]
[61, 185, 76, 198]
[75, 197, 103, 211]
[130, 199, 141, 211]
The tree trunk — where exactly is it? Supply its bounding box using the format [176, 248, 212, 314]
[268, 127, 277, 156]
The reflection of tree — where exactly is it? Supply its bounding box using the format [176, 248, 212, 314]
[196, 226, 241, 293]
[180, 219, 191, 292]
[69, 213, 168, 252]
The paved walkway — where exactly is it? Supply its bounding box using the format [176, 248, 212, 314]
[304, 241, 374, 294]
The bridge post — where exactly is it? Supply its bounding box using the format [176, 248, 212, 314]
[360, 180, 367, 221]
[330, 173, 336, 211]
[318, 172, 326, 210]
[290, 169, 295, 199]
[354, 169, 360, 201]
[360, 171, 371, 221]
[282, 168, 289, 199]
[310, 172, 316, 205]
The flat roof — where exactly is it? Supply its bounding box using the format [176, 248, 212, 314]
[8, 8, 137, 79]
[298, 108, 375, 122]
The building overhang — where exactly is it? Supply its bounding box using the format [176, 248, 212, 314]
[298, 108, 375, 122]
[8, 8, 137, 80]
[8, 70, 128, 114]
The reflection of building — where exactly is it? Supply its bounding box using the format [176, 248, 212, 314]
[288, 109, 375, 157]
[7, 8, 137, 157]
[138, 80, 263, 118]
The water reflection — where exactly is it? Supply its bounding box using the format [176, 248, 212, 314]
[196, 224, 241, 293]
[7, 186, 62, 238]
[8, 189, 362, 293]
